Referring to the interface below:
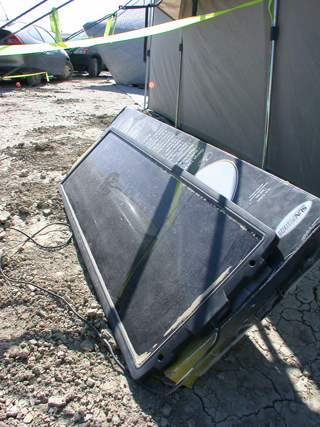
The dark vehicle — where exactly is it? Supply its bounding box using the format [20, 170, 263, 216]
[62, 33, 107, 78]
[0, 20, 73, 85]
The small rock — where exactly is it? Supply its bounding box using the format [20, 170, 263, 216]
[7, 405, 19, 417]
[56, 351, 65, 359]
[87, 308, 97, 318]
[216, 372, 225, 380]
[74, 412, 82, 422]
[18, 206, 30, 215]
[0, 211, 10, 224]
[36, 309, 46, 318]
[162, 404, 172, 417]
[34, 393, 47, 404]
[23, 413, 33, 424]
[80, 340, 94, 352]
[42, 209, 52, 216]
[48, 396, 66, 408]
[112, 415, 121, 426]
[86, 378, 96, 388]
[160, 417, 169, 427]
[74, 407, 86, 422]
[18, 349, 29, 359]
[34, 143, 48, 151]
[96, 311, 104, 318]
[63, 408, 74, 416]
[0, 231, 6, 241]
[79, 327, 87, 336]
[19, 171, 29, 178]
[54, 371, 63, 381]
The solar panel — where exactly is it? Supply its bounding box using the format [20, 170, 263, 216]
[59, 128, 277, 379]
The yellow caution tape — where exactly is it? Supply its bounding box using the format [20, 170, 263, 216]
[50, 7, 63, 44]
[268, 0, 274, 20]
[2, 71, 49, 82]
[0, 0, 265, 56]
[103, 16, 113, 37]
[112, 14, 117, 35]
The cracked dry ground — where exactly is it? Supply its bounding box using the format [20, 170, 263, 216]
[0, 75, 320, 427]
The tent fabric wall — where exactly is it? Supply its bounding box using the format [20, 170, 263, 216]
[179, 1, 269, 165]
[84, 1, 146, 85]
[157, 0, 186, 19]
[149, 0, 320, 196]
[266, 0, 320, 197]
[149, 10, 180, 122]
[149, 0, 270, 166]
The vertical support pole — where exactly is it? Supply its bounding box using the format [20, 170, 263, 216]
[175, 29, 183, 128]
[143, 6, 149, 62]
[262, 0, 279, 170]
[192, 0, 198, 16]
[143, 1, 154, 111]
[143, 47, 150, 110]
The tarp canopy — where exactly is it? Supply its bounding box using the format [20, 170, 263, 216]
[149, 0, 320, 197]
[84, 0, 147, 86]
[158, 0, 198, 20]
[158, 0, 187, 19]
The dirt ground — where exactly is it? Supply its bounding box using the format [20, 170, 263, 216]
[0, 72, 320, 427]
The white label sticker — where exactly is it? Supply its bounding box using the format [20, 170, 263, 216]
[275, 201, 312, 237]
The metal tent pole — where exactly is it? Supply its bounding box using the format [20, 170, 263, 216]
[262, 0, 279, 169]
[143, 42, 150, 110]
[175, 28, 183, 128]
[143, 1, 155, 110]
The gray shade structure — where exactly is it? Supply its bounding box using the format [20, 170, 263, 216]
[148, 0, 320, 197]
[84, 0, 147, 86]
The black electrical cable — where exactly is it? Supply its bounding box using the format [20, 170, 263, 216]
[0, 223, 221, 395]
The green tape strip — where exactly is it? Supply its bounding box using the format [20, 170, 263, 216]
[2, 71, 49, 81]
[0, 0, 265, 57]
[50, 8, 62, 44]
[103, 16, 113, 37]
[268, 0, 274, 20]
[112, 14, 117, 35]
[0, 45, 10, 52]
